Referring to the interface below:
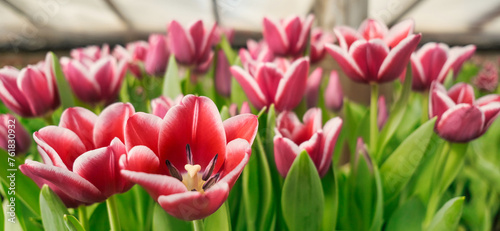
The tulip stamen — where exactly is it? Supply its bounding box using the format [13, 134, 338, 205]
[202, 173, 220, 191]
[186, 144, 193, 165]
[165, 160, 183, 181]
[202, 154, 218, 181]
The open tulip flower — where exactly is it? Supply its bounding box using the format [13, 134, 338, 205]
[0, 114, 31, 155]
[411, 42, 476, 91]
[230, 57, 310, 111]
[113, 40, 149, 78]
[121, 95, 258, 220]
[71, 44, 110, 64]
[263, 15, 314, 57]
[0, 53, 60, 117]
[274, 108, 342, 178]
[310, 28, 335, 64]
[239, 39, 275, 76]
[19, 103, 135, 207]
[326, 34, 421, 84]
[167, 20, 215, 73]
[429, 82, 500, 142]
[61, 55, 127, 105]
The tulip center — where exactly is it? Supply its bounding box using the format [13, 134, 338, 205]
[165, 144, 220, 193]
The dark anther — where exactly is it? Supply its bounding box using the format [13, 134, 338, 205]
[165, 160, 183, 181]
[186, 144, 193, 165]
[202, 154, 218, 181]
[202, 173, 220, 191]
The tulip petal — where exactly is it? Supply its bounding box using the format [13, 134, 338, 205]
[318, 117, 342, 177]
[63, 59, 101, 103]
[325, 44, 365, 82]
[125, 145, 161, 173]
[59, 107, 97, 150]
[0, 67, 31, 116]
[378, 34, 421, 83]
[385, 19, 414, 48]
[358, 18, 388, 40]
[93, 102, 135, 148]
[158, 182, 229, 221]
[298, 132, 322, 170]
[223, 114, 258, 145]
[125, 112, 162, 153]
[230, 66, 268, 110]
[255, 63, 283, 102]
[275, 58, 309, 111]
[168, 20, 195, 64]
[159, 95, 226, 174]
[273, 135, 301, 178]
[121, 170, 187, 201]
[419, 43, 449, 85]
[436, 104, 484, 142]
[295, 15, 314, 55]
[350, 39, 389, 82]
[410, 55, 427, 91]
[324, 70, 344, 111]
[91, 57, 115, 99]
[448, 83, 475, 104]
[219, 138, 250, 188]
[283, 16, 302, 53]
[305, 67, 323, 108]
[437, 45, 476, 82]
[476, 95, 500, 106]
[145, 34, 169, 76]
[263, 17, 289, 56]
[480, 102, 500, 130]
[333, 26, 363, 51]
[215, 50, 232, 97]
[189, 20, 205, 56]
[18, 67, 56, 116]
[429, 85, 456, 119]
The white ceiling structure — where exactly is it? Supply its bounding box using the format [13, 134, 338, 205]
[0, 0, 499, 50]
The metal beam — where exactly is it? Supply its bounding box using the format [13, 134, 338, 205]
[102, 0, 134, 31]
[1, 0, 39, 28]
[388, 0, 422, 26]
[469, 3, 500, 32]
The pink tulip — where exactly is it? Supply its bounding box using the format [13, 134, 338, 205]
[121, 95, 258, 220]
[325, 34, 421, 84]
[262, 15, 314, 57]
[473, 62, 498, 92]
[61, 55, 127, 105]
[144, 34, 170, 76]
[0, 114, 31, 155]
[429, 82, 500, 142]
[151, 95, 183, 118]
[167, 20, 216, 71]
[335, 18, 414, 50]
[310, 28, 335, 64]
[274, 108, 342, 177]
[212, 26, 235, 45]
[230, 57, 310, 111]
[20, 103, 135, 207]
[324, 71, 344, 111]
[305, 67, 323, 108]
[229, 102, 251, 117]
[239, 39, 274, 75]
[113, 41, 149, 78]
[411, 43, 476, 91]
[215, 50, 232, 97]
[0, 53, 60, 117]
[378, 96, 388, 130]
[71, 44, 110, 64]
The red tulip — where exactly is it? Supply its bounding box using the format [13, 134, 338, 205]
[19, 103, 135, 207]
[167, 20, 216, 71]
[310, 28, 335, 64]
[326, 34, 421, 84]
[305, 67, 323, 108]
[0, 114, 31, 155]
[429, 82, 500, 142]
[61, 55, 127, 105]
[239, 39, 274, 76]
[230, 57, 310, 111]
[151, 95, 183, 118]
[263, 15, 314, 57]
[113, 41, 149, 78]
[0, 53, 60, 117]
[411, 43, 476, 91]
[274, 108, 342, 177]
[144, 34, 170, 76]
[335, 18, 414, 50]
[121, 95, 258, 220]
[71, 44, 110, 64]
[324, 70, 344, 111]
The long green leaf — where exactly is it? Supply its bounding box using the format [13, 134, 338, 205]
[385, 197, 426, 231]
[438, 142, 468, 195]
[51, 52, 75, 109]
[427, 197, 464, 231]
[152, 203, 192, 231]
[380, 117, 436, 202]
[370, 165, 384, 231]
[40, 185, 69, 231]
[281, 151, 324, 231]
[322, 167, 338, 231]
[0, 194, 4, 231]
[64, 215, 85, 231]
[88, 203, 109, 231]
[162, 55, 182, 98]
[205, 202, 231, 231]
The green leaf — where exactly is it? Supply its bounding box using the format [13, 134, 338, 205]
[370, 165, 384, 231]
[377, 64, 412, 160]
[322, 167, 338, 231]
[39, 185, 69, 231]
[88, 203, 109, 231]
[427, 197, 465, 231]
[205, 202, 231, 231]
[64, 215, 85, 231]
[220, 106, 230, 121]
[152, 203, 192, 231]
[385, 197, 426, 231]
[0, 194, 4, 231]
[438, 142, 468, 195]
[162, 55, 182, 98]
[229, 58, 248, 106]
[281, 151, 324, 231]
[51, 52, 75, 109]
[219, 35, 237, 65]
[380, 117, 436, 202]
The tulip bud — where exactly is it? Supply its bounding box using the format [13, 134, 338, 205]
[324, 71, 344, 111]
[305, 68, 323, 108]
[0, 114, 31, 155]
[215, 50, 232, 97]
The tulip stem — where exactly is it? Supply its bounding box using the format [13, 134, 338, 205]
[77, 205, 88, 230]
[192, 219, 205, 231]
[183, 68, 193, 94]
[421, 91, 429, 123]
[43, 114, 55, 125]
[369, 83, 379, 157]
[106, 196, 121, 231]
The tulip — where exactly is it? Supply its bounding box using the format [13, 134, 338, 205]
[113, 41, 149, 78]
[334, 18, 414, 51]
[215, 50, 232, 97]
[324, 70, 344, 111]
[144, 34, 170, 76]
[230, 57, 310, 111]
[121, 95, 258, 220]
[305, 67, 323, 108]
[429, 82, 500, 142]
[274, 108, 342, 177]
[262, 15, 314, 57]
[71, 44, 110, 64]
[0, 114, 31, 155]
[212, 26, 235, 45]
[473, 62, 498, 92]
[239, 39, 274, 75]
[229, 102, 251, 117]
[167, 20, 216, 72]
[151, 95, 183, 118]
[19, 103, 135, 207]
[0, 53, 60, 117]
[61, 55, 127, 105]
[411, 43, 476, 91]
[325, 34, 421, 84]
[310, 28, 335, 64]
[378, 96, 388, 130]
